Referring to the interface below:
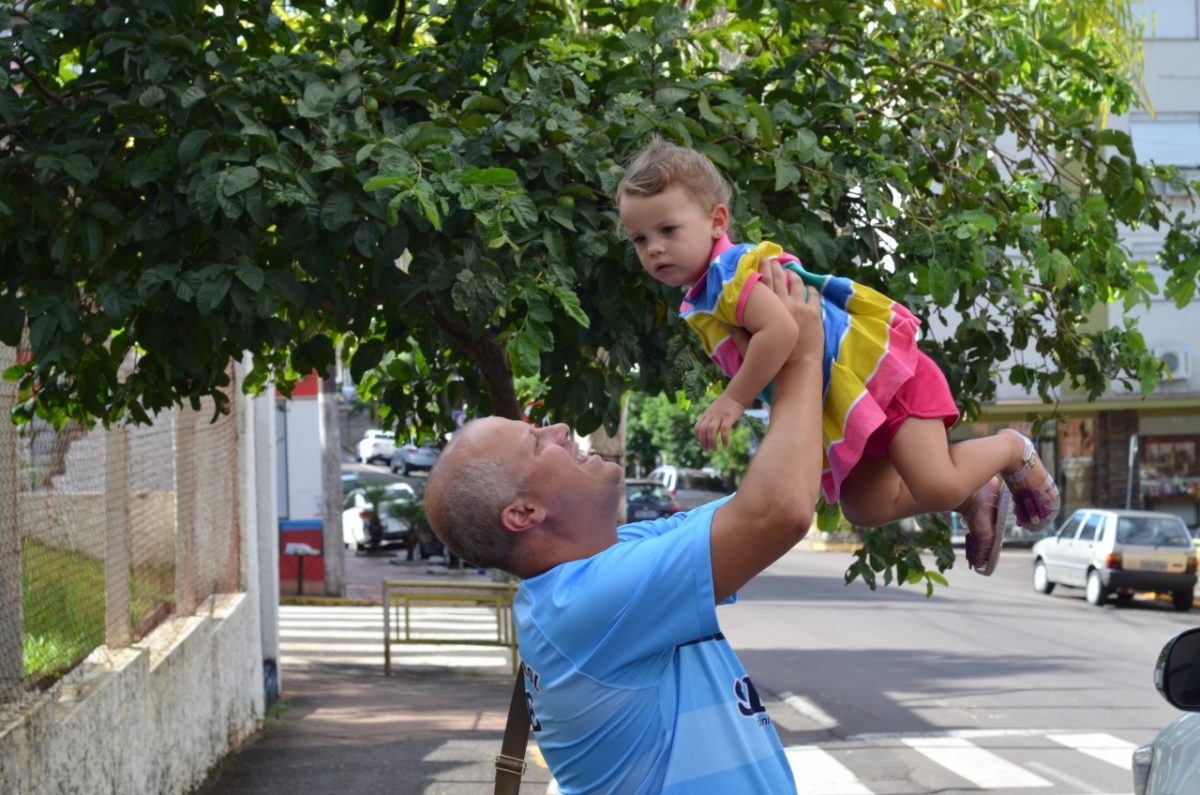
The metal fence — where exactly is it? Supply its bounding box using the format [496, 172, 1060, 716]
[0, 345, 240, 700]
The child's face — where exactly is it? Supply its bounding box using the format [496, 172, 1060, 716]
[618, 186, 728, 288]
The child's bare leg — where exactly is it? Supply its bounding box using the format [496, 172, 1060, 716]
[886, 418, 1024, 514]
[838, 456, 923, 527]
[839, 418, 1023, 524]
[839, 417, 1025, 576]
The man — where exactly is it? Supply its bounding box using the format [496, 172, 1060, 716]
[425, 259, 824, 793]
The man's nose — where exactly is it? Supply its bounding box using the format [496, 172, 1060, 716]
[545, 423, 570, 444]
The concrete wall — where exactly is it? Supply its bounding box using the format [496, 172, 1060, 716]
[0, 593, 262, 794]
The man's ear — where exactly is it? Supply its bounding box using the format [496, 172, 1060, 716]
[710, 203, 729, 239]
[500, 499, 546, 534]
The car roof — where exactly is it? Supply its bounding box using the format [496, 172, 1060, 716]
[1072, 508, 1186, 520]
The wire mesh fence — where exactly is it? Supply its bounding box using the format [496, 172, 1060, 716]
[0, 345, 241, 699]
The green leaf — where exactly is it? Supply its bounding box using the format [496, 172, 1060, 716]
[461, 167, 520, 187]
[299, 82, 336, 118]
[179, 130, 212, 164]
[196, 274, 232, 315]
[0, 294, 24, 346]
[403, 124, 453, 151]
[321, 193, 356, 231]
[312, 153, 344, 173]
[235, 264, 265, 291]
[774, 158, 801, 191]
[350, 339, 385, 383]
[747, 102, 776, 147]
[222, 166, 260, 196]
[654, 86, 692, 106]
[462, 94, 506, 113]
[364, 175, 409, 192]
[551, 284, 590, 328]
[180, 85, 206, 109]
[0, 88, 18, 125]
[139, 86, 167, 107]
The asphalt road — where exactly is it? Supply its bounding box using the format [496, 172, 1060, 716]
[725, 545, 1195, 794]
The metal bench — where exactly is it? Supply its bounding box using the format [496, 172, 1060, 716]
[382, 579, 519, 674]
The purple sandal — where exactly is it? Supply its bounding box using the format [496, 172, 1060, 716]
[964, 477, 1012, 576]
[1001, 429, 1061, 532]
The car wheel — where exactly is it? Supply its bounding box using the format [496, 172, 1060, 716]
[1086, 570, 1108, 606]
[401, 462, 411, 476]
[1173, 590, 1194, 612]
[1032, 560, 1055, 594]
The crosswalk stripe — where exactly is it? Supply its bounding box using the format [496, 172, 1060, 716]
[279, 604, 512, 668]
[1046, 733, 1136, 770]
[784, 746, 872, 794]
[902, 736, 1053, 789]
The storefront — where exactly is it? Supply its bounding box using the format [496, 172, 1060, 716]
[959, 397, 1200, 532]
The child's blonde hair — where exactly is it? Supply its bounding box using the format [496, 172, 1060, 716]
[616, 137, 732, 212]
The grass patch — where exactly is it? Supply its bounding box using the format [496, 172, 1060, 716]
[21, 539, 177, 687]
[22, 538, 105, 687]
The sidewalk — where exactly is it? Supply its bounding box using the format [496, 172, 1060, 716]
[194, 550, 553, 795]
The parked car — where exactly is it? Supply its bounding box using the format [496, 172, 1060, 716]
[1133, 627, 1200, 795]
[1030, 508, 1197, 611]
[647, 465, 730, 511]
[357, 429, 396, 465]
[390, 439, 441, 476]
[625, 479, 680, 521]
[342, 482, 416, 551]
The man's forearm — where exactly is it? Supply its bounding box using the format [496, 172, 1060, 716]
[738, 347, 823, 522]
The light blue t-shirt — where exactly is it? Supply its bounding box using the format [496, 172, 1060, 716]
[515, 498, 797, 794]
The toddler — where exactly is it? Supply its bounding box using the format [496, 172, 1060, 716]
[616, 138, 1060, 575]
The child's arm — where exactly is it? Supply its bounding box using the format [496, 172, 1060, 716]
[695, 274, 800, 451]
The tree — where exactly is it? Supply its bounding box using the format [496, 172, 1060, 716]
[625, 390, 755, 483]
[3, 0, 1197, 589]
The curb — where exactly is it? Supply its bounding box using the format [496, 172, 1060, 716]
[280, 595, 381, 607]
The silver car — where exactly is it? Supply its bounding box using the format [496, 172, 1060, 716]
[1133, 627, 1200, 795]
[1030, 508, 1197, 611]
[390, 439, 441, 476]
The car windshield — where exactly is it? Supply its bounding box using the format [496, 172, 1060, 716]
[679, 473, 726, 491]
[628, 483, 669, 501]
[1116, 517, 1192, 547]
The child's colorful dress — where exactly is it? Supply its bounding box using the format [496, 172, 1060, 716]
[679, 236, 958, 503]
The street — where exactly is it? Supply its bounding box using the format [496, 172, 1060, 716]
[334, 463, 1190, 793]
[725, 546, 1194, 795]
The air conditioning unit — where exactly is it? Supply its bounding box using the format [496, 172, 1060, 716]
[1155, 346, 1192, 381]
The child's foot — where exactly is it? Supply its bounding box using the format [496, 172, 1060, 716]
[963, 477, 1011, 576]
[1000, 429, 1061, 532]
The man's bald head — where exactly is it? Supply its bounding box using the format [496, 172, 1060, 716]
[425, 418, 528, 572]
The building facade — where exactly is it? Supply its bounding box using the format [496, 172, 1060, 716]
[963, 0, 1200, 530]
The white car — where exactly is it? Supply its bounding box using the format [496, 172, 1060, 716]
[342, 482, 415, 550]
[1030, 508, 1197, 610]
[1134, 627, 1200, 795]
[356, 429, 396, 465]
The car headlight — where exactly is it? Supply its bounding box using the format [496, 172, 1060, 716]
[1132, 744, 1153, 795]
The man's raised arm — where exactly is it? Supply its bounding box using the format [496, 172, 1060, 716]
[710, 261, 825, 603]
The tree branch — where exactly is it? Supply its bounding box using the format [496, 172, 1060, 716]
[16, 59, 67, 107]
[390, 0, 405, 47]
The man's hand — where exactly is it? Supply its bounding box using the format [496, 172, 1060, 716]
[695, 393, 745, 451]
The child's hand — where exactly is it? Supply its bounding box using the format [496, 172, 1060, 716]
[695, 394, 745, 451]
